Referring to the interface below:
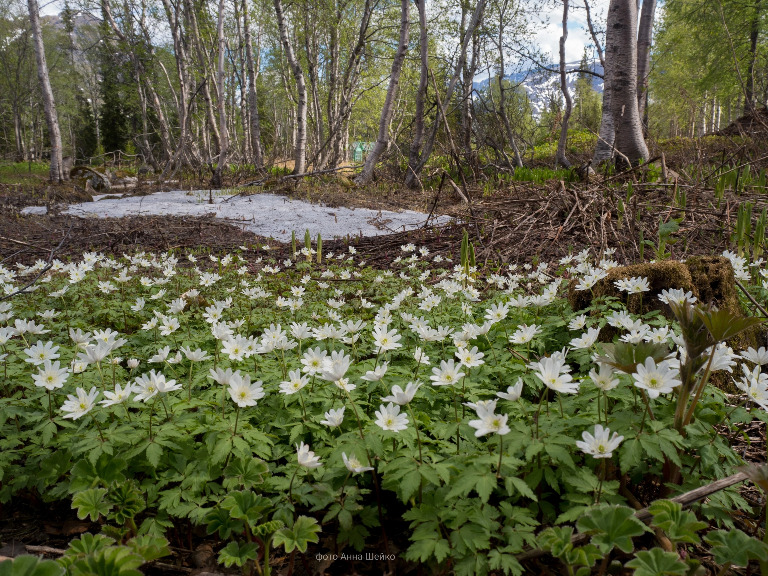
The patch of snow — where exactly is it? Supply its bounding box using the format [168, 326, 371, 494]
[20, 206, 48, 216]
[35, 189, 448, 242]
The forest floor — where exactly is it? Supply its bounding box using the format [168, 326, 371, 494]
[1, 161, 767, 270]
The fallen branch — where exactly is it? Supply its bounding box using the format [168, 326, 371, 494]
[517, 472, 748, 561]
[735, 278, 768, 319]
[225, 164, 364, 201]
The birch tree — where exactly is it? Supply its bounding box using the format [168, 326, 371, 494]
[356, 0, 409, 185]
[604, 0, 648, 165]
[555, 0, 572, 168]
[404, 0, 487, 188]
[636, 0, 656, 120]
[27, 0, 64, 181]
[274, 0, 307, 174]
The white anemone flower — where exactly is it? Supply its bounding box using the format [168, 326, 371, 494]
[468, 410, 510, 437]
[531, 357, 579, 394]
[319, 407, 345, 427]
[134, 370, 181, 402]
[61, 387, 100, 420]
[430, 359, 465, 386]
[381, 381, 421, 405]
[342, 453, 374, 474]
[361, 361, 389, 382]
[589, 364, 620, 391]
[24, 340, 60, 365]
[228, 374, 265, 407]
[741, 346, 768, 366]
[279, 369, 310, 395]
[296, 442, 322, 468]
[576, 424, 624, 458]
[632, 357, 681, 399]
[374, 403, 409, 432]
[100, 383, 136, 407]
[569, 327, 600, 350]
[496, 378, 524, 401]
[32, 360, 69, 390]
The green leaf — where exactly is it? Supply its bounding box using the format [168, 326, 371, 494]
[71, 488, 112, 522]
[538, 526, 574, 558]
[68, 547, 144, 576]
[0, 556, 65, 576]
[145, 443, 162, 468]
[217, 541, 258, 568]
[125, 535, 170, 563]
[648, 500, 707, 545]
[399, 469, 422, 502]
[704, 529, 768, 566]
[624, 548, 688, 576]
[107, 481, 146, 526]
[59, 534, 116, 568]
[545, 444, 575, 469]
[220, 490, 271, 528]
[223, 457, 268, 490]
[506, 476, 538, 501]
[204, 508, 244, 540]
[696, 307, 764, 343]
[474, 474, 497, 504]
[620, 438, 643, 473]
[272, 516, 321, 553]
[576, 505, 650, 554]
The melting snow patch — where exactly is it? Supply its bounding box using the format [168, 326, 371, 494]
[20, 206, 48, 216]
[21, 189, 449, 242]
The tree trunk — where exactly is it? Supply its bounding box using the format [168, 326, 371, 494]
[586, 0, 615, 165]
[605, 0, 648, 165]
[406, 0, 429, 186]
[636, 0, 656, 120]
[556, 0, 572, 168]
[744, 0, 761, 114]
[356, 0, 409, 185]
[185, 0, 222, 156]
[211, 0, 228, 187]
[459, 2, 479, 159]
[274, 0, 307, 174]
[242, 0, 263, 169]
[28, 0, 64, 182]
[404, 0, 487, 187]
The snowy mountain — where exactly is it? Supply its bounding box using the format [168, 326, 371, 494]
[474, 61, 604, 118]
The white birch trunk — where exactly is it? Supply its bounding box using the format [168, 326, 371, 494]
[28, 0, 64, 181]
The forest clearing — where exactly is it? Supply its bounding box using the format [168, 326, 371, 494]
[2, 0, 768, 574]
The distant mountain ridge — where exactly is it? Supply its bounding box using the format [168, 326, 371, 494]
[474, 60, 604, 118]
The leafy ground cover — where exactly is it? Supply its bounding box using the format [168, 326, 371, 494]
[1, 226, 768, 575]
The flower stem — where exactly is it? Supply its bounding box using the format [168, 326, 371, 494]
[496, 433, 504, 479]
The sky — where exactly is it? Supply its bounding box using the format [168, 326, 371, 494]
[39, 0, 612, 66]
[534, 0, 611, 64]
